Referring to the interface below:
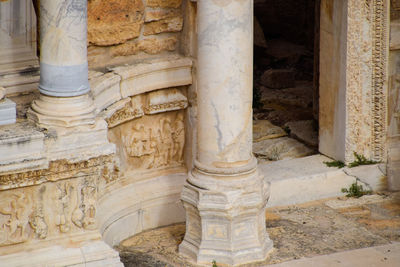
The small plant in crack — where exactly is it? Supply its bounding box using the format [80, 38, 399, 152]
[212, 260, 218, 267]
[348, 152, 379, 168]
[341, 180, 372, 198]
[283, 126, 291, 135]
[324, 160, 345, 169]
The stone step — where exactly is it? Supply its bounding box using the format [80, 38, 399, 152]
[260, 155, 386, 207]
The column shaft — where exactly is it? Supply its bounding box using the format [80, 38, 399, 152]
[39, 0, 89, 97]
[28, 0, 95, 128]
[197, 0, 253, 168]
[179, 0, 273, 265]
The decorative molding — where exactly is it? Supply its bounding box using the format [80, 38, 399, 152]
[105, 96, 144, 128]
[144, 88, 188, 115]
[112, 56, 192, 98]
[0, 155, 115, 190]
[345, 0, 389, 162]
[371, 0, 389, 161]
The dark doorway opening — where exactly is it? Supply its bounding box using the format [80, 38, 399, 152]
[252, 0, 320, 162]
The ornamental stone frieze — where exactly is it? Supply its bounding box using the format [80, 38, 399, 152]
[0, 155, 118, 247]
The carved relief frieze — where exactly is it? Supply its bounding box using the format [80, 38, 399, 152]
[0, 171, 109, 246]
[0, 153, 120, 247]
[108, 110, 185, 173]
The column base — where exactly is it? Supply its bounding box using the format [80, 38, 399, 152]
[28, 94, 95, 128]
[179, 162, 273, 266]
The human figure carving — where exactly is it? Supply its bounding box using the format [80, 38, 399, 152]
[160, 118, 173, 165]
[0, 193, 31, 243]
[172, 113, 185, 162]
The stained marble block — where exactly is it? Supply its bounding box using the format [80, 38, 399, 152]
[0, 98, 16, 126]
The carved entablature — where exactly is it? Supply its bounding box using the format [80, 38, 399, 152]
[144, 88, 188, 114]
[0, 155, 116, 190]
[103, 87, 188, 129]
[105, 96, 144, 128]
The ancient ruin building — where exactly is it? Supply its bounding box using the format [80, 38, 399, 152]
[0, 0, 398, 266]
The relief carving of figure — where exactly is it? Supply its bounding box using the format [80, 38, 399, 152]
[72, 178, 98, 230]
[81, 183, 97, 229]
[55, 182, 77, 233]
[0, 193, 32, 245]
[160, 118, 173, 166]
[29, 207, 48, 239]
[172, 113, 185, 162]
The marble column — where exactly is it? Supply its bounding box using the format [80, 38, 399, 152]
[28, 0, 95, 127]
[179, 0, 273, 265]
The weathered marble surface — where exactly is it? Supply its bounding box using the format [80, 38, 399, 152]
[0, 98, 16, 126]
[0, 121, 44, 171]
[112, 56, 192, 98]
[39, 0, 89, 97]
[180, 0, 273, 265]
[319, 0, 389, 163]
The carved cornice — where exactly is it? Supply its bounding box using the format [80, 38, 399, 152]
[0, 155, 116, 191]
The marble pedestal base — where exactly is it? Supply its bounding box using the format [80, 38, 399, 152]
[179, 163, 273, 266]
[0, 98, 16, 126]
[28, 94, 95, 128]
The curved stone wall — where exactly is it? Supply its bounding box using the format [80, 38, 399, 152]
[97, 171, 186, 247]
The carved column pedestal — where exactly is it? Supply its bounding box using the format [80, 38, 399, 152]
[179, 0, 273, 265]
[28, 0, 95, 128]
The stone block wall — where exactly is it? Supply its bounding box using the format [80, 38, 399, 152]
[87, 0, 184, 68]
